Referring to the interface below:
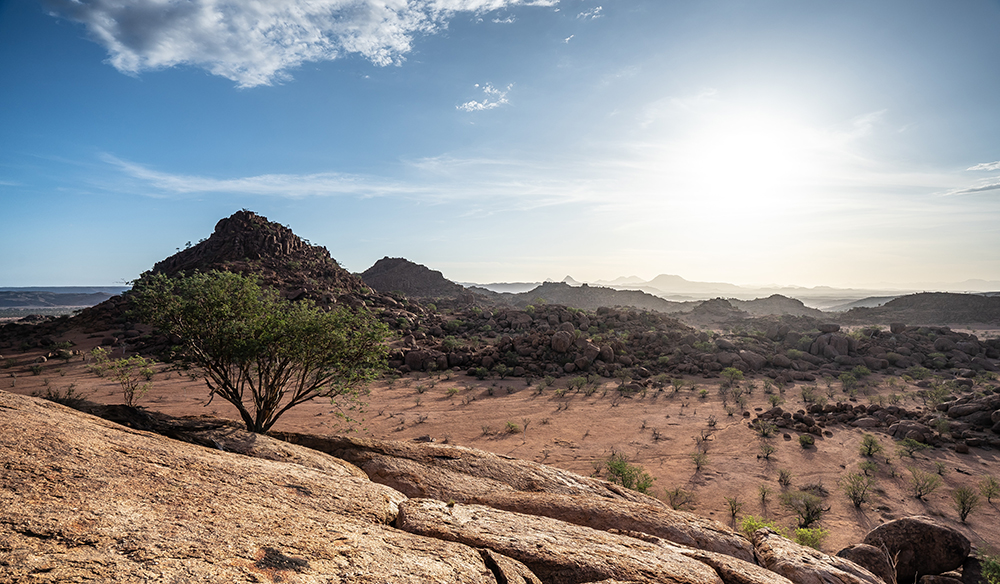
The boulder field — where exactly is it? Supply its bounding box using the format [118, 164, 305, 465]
[0, 391, 982, 583]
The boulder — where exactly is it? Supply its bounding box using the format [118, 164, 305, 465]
[752, 528, 886, 584]
[819, 323, 841, 333]
[890, 323, 907, 334]
[552, 330, 574, 353]
[837, 543, 896, 584]
[862, 517, 971, 584]
[396, 499, 725, 584]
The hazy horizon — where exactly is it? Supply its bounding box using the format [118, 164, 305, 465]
[2, 1, 999, 288]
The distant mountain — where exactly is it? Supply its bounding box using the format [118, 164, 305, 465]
[560, 275, 583, 286]
[361, 257, 466, 298]
[0, 286, 129, 295]
[462, 282, 542, 294]
[838, 292, 1000, 325]
[474, 282, 690, 313]
[592, 275, 647, 286]
[0, 291, 114, 309]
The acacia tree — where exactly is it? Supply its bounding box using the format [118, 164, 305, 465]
[132, 271, 388, 433]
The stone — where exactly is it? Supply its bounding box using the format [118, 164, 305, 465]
[837, 543, 896, 584]
[396, 499, 725, 584]
[862, 516, 971, 584]
[551, 330, 574, 353]
[819, 323, 841, 333]
[890, 323, 907, 334]
[752, 528, 886, 584]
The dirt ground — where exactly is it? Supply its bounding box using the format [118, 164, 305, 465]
[5, 327, 1000, 557]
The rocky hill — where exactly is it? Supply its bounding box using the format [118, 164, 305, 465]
[361, 256, 468, 298]
[3, 389, 983, 583]
[731, 295, 827, 319]
[838, 292, 1000, 325]
[150, 209, 370, 302]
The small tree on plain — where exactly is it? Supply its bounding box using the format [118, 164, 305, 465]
[132, 271, 388, 433]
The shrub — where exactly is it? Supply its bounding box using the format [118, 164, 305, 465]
[739, 515, 785, 539]
[780, 490, 828, 527]
[504, 421, 522, 434]
[897, 438, 928, 458]
[979, 475, 1000, 504]
[778, 469, 793, 487]
[752, 419, 778, 438]
[105, 354, 156, 407]
[794, 527, 829, 550]
[29, 364, 43, 375]
[978, 549, 1000, 584]
[859, 434, 883, 457]
[721, 367, 744, 388]
[841, 472, 875, 507]
[909, 467, 943, 500]
[664, 487, 695, 510]
[603, 450, 655, 494]
[839, 373, 858, 392]
[953, 486, 980, 522]
[759, 443, 777, 460]
[724, 495, 743, 526]
[690, 451, 708, 472]
[799, 434, 815, 448]
[851, 365, 871, 378]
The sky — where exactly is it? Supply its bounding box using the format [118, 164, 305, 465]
[1, 0, 999, 289]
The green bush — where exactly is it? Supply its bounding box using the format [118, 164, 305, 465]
[909, 467, 943, 500]
[739, 515, 786, 538]
[859, 434, 883, 457]
[953, 486, 979, 522]
[781, 490, 828, 527]
[603, 450, 655, 494]
[793, 527, 829, 550]
[841, 472, 875, 507]
[799, 434, 815, 448]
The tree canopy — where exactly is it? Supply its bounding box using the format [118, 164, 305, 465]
[132, 270, 388, 433]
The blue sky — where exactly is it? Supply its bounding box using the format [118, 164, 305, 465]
[2, 0, 999, 288]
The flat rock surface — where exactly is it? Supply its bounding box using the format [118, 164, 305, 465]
[0, 391, 508, 583]
[273, 432, 659, 505]
[396, 498, 725, 584]
[753, 528, 887, 584]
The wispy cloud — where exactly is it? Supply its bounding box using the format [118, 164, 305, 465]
[493, 15, 516, 24]
[945, 182, 1000, 196]
[577, 6, 603, 19]
[968, 161, 1000, 171]
[101, 154, 416, 199]
[563, 34, 575, 43]
[457, 83, 513, 112]
[44, 0, 558, 88]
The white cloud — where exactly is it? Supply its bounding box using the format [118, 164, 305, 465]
[44, 0, 558, 88]
[945, 182, 1000, 196]
[456, 83, 513, 112]
[493, 16, 516, 23]
[577, 6, 603, 19]
[101, 154, 416, 198]
[968, 161, 1000, 171]
[563, 34, 574, 43]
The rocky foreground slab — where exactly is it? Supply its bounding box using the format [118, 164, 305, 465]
[0, 391, 977, 583]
